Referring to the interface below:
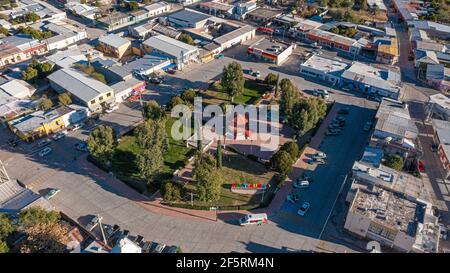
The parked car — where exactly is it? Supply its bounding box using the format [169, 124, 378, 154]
[152, 243, 166, 253]
[312, 152, 326, 159]
[38, 147, 52, 157]
[37, 139, 51, 148]
[86, 215, 103, 231]
[165, 246, 180, 253]
[215, 53, 224, 59]
[149, 77, 162, 84]
[167, 69, 176, 74]
[286, 192, 300, 203]
[70, 123, 84, 131]
[293, 180, 310, 189]
[418, 161, 425, 172]
[52, 131, 67, 141]
[300, 173, 313, 182]
[335, 116, 346, 122]
[326, 129, 342, 136]
[297, 202, 310, 216]
[363, 121, 372, 131]
[44, 188, 60, 200]
[431, 143, 439, 152]
[311, 158, 326, 164]
[75, 142, 88, 152]
[312, 89, 329, 99]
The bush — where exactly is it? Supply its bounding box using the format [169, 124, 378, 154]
[384, 155, 404, 171]
[161, 181, 181, 201]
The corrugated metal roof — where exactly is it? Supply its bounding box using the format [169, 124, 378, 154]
[99, 34, 131, 49]
[48, 68, 113, 103]
[143, 35, 198, 58]
[214, 25, 255, 45]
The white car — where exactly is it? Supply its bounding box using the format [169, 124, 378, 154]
[37, 139, 51, 147]
[297, 202, 310, 216]
[70, 123, 84, 131]
[52, 131, 67, 141]
[44, 188, 60, 200]
[312, 152, 326, 159]
[38, 147, 52, 157]
[293, 180, 310, 189]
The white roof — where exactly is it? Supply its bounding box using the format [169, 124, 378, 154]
[429, 93, 450, 110]
[143, 34, 198, 58]
[301, 55, 349, 75]
[111, 237, 142, 253]
[99, 34, 131, 49]
[0, 80, 32, 99]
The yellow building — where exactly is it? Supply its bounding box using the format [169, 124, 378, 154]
[8, 106, 75, 142]
[376, 38, 399, 65]
[97, 34, 132, 59]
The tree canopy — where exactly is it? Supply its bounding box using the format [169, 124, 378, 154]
[143, 100, 165, 120]
[270, 150, 294, 177]
[384, 155, 404, 171]
[58, 92, 72, 106]
[38, 97, 53, 111]
[178, 33, 195, 46]
[221, 62, 245, 102]
[87, 125, 116, 167]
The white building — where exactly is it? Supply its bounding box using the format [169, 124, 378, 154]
[213, 24, 256, 51]
[144, 1, 172, 17]
[299, 55, 349, 85]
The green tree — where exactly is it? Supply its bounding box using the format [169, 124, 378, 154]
[136, 145, 164, 186]
[221, 62, 245, 102]
[196, 169, 223, 202]
[216, 139, 222, 169]
[264, 73, 278, 86]
[91, 72, 107, 84]
[290, 97, 326, 135]
[178, 33, 195, 46]
[24, 12, 40, 22]
[143, 100, 165, 120]
[18, 208, 60, 229]
[0, 214, 14, 245]
[20, 222, 68, 253]
[38, 97, 53, 111]
[36, 62, 54, 77]
[87, 125, 116, 167]
[279, 78, 301, 118]
[181, 89, 196, 104]
[384, 155, 404, 171]
[192, 153, 216, 181]
[127, 1, 139, 11]
[58, 92, 72, 106]
[161, 181, 181, 201]
[270, 150, 294, 177]
[167, 96, 185, 110]
[135, 119, 168, 151]
[0, 27, 9, 36]
[280, 141, 300, 160]
[22, 66, 38, 82]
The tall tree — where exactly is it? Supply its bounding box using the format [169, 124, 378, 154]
[18, 207, 60, 229]
[135, 119, 168, 151]
[221, 62, 245, 102]
[22, 66, 38, 82]
[270, 150, 294, 177]
[196, 169, 223, 202]
[264, 73, 278, 86]
[143, 100, 165, 120]
[178, 33, 195, 45]
[87, 125, 116, 167]
[274, 73, 280, 98]
[38, 97, 53, 111]
[279, 78, 301, 118]
[216, 140, 222, 169]
[136, 145, 164, 185]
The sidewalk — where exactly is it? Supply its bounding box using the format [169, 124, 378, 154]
[77, 155, 218, 222]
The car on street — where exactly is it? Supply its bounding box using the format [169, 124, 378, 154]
[75, 142, 88, 152]
[286, 192, 300, 203]
[363, 121, 372, 131]
[300, 172, 313, 182]
[431, 143, 438, 152]
[293, 180, 310, 189]
[312, 89, 329, 99]
[215, 53, 224, 59]
[70, 123, 84, 131]
[326, 129, 342, 136]
[297, 202, 310, 216]
[148, 77, 163, 84]
[310, 158, 326, 164]
[328, 123, 340, 130]
[164, 246, 180, 253]
[38, 147, 52, 157]
[52, 131, 67, 141]
[37, 138, 51, 148]
[167, 68, 176, 74]
[312, 152, 326, 159]
[418, 161, 425, 172]
[44, 188, 60, 200]
[335, 116, 345, 122]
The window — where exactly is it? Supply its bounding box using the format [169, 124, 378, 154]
[107, 93, 111, 97]
[90, 99, 96, 105]
[99, 96, 103, 101]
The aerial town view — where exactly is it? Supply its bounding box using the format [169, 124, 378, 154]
[0, 0, 449, 259]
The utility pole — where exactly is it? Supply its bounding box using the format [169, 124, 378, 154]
[97, 214, 108, 246]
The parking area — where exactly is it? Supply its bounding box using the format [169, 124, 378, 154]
[270, 104, 376, 239]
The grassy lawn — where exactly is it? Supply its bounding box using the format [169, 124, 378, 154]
[181, 151, 276, 207]
[112, 118, 195, 182]
[201, 79, 269, 106]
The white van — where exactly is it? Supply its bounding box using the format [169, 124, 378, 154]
[239, 213, 268, 226]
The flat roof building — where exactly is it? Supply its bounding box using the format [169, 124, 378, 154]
[429, 93, 450, 121]
[98, 34, 131, 59]
[341, 62, 403, 100]
[431, 119, 450, 179]
[300, 55, 350, 84]
[247, 38, 294, 65]
[168, 9, 211, 28]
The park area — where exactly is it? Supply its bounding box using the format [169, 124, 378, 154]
[112, 118, 195, 190]
[170, 150, 278, 210]
[202, 79, 270, 106]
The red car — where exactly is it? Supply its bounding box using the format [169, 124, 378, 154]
[418, 161, 425, 173]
